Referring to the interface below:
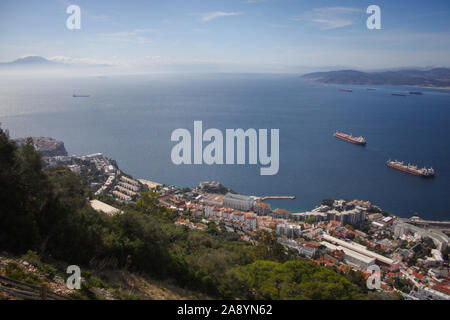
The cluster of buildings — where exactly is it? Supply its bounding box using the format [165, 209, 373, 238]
[321, 233, 399, 271]
[274, 220, 450, 300]
[55, 161, 448, 301]
[112, 176, 141, 201]
[275, 221, 399, 271]
[43, 152, 145, 202]
[278, 237, 320, 258]
[93, 175, 450, 300]
[204, 206, 257, 231]
[291, 200, 370, 225]
[22, 137, 449, 300]
[394, 222, 449, 252]
[158, 192, 187, 209]
[88, 172, 450, 300]
[406, 284, 450, 300]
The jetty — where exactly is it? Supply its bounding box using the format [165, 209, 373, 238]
[259, 195, 296, 201]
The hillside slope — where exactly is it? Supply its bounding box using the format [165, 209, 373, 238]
[302, 68, 450, 88]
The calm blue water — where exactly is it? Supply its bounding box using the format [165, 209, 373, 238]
[0, 74, 449, 220]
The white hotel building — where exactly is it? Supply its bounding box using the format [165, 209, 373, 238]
[223, 193, 255, 211]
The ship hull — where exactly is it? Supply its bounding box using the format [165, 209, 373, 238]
[334, 134, 366, 145]
[387, 163, 434, 177]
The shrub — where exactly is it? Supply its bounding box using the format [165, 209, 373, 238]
[5, 263, 41, 285]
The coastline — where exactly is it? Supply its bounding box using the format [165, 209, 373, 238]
[306, 79, 450, 90]
[145, 176, 450, 224]
[410, 84, 450, 90]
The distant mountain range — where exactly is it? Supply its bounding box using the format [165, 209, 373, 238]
[0, 56, 71, 72]
[0, 56, 61, 68]
[6, 56, 58, 65]
[302, 68, 450, 89]
[0, 56, 109, 70]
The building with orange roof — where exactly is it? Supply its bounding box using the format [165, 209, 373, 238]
[203, 193, 225, 207]
[272, 208, 291, 219]
[254, 201, 272, 216]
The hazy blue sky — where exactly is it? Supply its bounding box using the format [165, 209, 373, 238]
[1, 0, 449, 72]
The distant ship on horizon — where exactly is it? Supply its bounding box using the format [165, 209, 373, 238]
[387, 160, 435, 177]
[339, 88, 353, 93]
[334, 131, 366, 145]
[392, 93, 407, 97]
[73, 94, 90, 98]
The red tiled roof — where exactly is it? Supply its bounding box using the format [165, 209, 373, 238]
[433, 284, 450, 295]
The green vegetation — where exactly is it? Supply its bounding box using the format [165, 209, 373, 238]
[113, 288, 142, 300]
[0, 128, 370, 299]
[321, 198, 334, 207]
[5, 263, 41, 285]
[201, 184, 234, 195]
[222, 260, 364, 300]
[22, 250, 56, 279]
[345, 224, 355, 231]
[386, 277, 412, 293]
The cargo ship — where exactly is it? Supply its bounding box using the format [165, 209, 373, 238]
[73, 94, 90, 98]
[392, 93, 406, 97]
[334, 132, 366, 145]
[339, 89, 353, 93]
[387, 160, 435, 177]
[409, 91, 424, 95]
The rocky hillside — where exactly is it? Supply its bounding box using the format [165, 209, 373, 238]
[0, 251, 208, 300]
[14, 137, 68, 157]
[302, 68, 450, 89]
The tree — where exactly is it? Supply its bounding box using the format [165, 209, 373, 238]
[0, 132, 43, 252]
[322, 198, 334, 207]
[136, 190, 159, 213]
[227, 260, 363, 300]
[345, 224, 355, 231]
[253, 230, 286, 262]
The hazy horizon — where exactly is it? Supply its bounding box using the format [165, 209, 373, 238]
[1, 0, 450, 74]
[1, 54, 450, 79]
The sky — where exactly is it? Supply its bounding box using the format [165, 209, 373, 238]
[0, 0, 450, 73]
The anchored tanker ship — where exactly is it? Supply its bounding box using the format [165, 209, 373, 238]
[334, 132, 366, 145]
[387, 160, 435, 177]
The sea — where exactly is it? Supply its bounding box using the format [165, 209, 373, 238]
[0, 73, 449, 220]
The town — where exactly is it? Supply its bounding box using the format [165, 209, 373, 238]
[42, 149, 450, 300]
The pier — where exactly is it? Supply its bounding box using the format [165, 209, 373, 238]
[259, 195, 295, 201]
[408, 217, 450, 231]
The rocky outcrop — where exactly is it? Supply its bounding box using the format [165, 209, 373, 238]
[14, 137, 68, 157]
